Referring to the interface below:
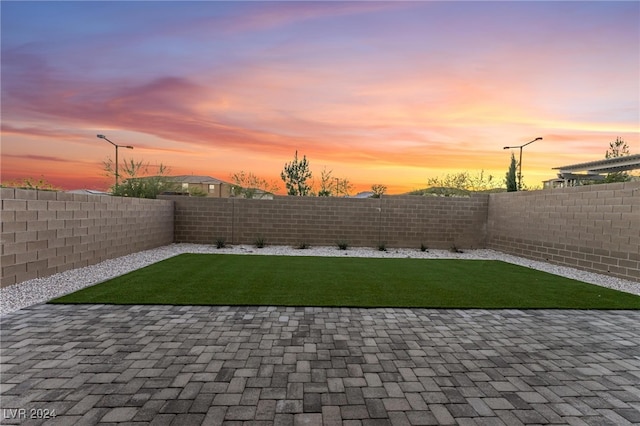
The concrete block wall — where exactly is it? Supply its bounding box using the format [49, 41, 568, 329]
[3, 183, 635, 287]
[171, 196, 234, 245]
[164, 194, 489, 249]
[380, 195, 488, 249]
[1, 188, 174, 287]
[233, 197, 383, 247]
[487, 181, 640, 282]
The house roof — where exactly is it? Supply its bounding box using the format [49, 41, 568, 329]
[352, 191, 374, 198]
[67, 189, 110, 195]
[553, 154, 640, 175]
[167, 175, 231, 184]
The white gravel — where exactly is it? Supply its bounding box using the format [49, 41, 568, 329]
[1, 243, 638, 316]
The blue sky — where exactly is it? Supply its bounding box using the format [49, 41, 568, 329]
[2, 1, 638, 192]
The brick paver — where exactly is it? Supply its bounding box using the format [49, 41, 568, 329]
[1, 305, 639, 425]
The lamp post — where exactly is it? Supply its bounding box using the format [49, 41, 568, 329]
[97, 134, 133, 191]
[503, 137, 542, 190]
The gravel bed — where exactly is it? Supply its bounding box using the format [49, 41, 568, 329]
[1, 243, 638, 316]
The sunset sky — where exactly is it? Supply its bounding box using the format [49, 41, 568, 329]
[2, 1, 638, 194]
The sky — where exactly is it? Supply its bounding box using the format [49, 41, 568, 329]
[2, 1, 639, 194]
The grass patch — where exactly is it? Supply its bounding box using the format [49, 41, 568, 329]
[50, 254, 640, 309]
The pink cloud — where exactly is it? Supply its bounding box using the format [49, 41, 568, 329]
[2, 1, 637, 193]
[3, 153, 72, 163]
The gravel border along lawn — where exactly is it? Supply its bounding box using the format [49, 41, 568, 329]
[1, 243, 638, 316]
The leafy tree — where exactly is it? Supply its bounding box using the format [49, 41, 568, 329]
[280, 151, 312, 196]
[606, 136, 630, 159]
[103, 158, 176, 198]
[187, 186, 208, 197]
[2, 176, 60, 191]
[370, 184, 387, 198]
[604, 137, 632, 183]
[409, 170, 502, 197]
[429, 170, 497, 192]
[230, 171, 280, 199]
[467, 170, 497, 192]
[317, 167, 333, 197]
[334, 178, 353, 197]
[314, 167, 353, 197]
[505, 153, 518, 192]
[518, 181, 543, 191]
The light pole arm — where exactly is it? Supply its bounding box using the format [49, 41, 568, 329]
[503, 137, 542, 191]
[101, 136, 117, 147]
[97, 134, 133, 193]
[521, 137, 542, 149]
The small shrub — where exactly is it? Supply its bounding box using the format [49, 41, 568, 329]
[215, 238, 226, 249]
[296, 242, 310, 249]
[377, 242, 387, 252]
[337, 240, 349, 250]
[420, 243, 428, 252]
[450, 244, 464, 254]
[255, 237, 266, 248]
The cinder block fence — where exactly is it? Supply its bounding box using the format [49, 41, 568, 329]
[164, 194, 489, 250]
[1, 181, 638, 287]
[0, 188, 173, 287]
[487, 181, 639, 282]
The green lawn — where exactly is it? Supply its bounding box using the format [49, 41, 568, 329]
[50, 254, 640, 309]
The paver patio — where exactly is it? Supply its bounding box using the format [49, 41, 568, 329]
[1, 304, 639, 425]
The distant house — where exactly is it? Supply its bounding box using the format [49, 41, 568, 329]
[166, 175, 234, 198]
[67, 189, 110, 196]
[351, 191, 374, 198]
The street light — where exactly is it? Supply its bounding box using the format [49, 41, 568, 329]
[97, 134, 133, 191]
[503, 137, 542, 190]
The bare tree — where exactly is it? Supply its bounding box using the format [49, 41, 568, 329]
[230, 171, 280, 199]
[334, 178, 353, 197]
[317, 167, 334, 196]
[370, 184, 387, 198]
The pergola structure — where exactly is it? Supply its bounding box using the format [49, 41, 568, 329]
[544, 154, 640, 189]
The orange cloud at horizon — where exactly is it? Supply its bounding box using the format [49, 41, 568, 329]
[3, 126, 636, 196]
